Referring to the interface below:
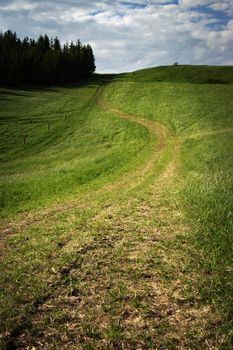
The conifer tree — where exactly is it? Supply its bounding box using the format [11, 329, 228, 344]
[0, 30, 96, 85]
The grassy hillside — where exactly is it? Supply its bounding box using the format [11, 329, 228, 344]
[0, 66, 233, 349]
[104, 74, 233, 336]
[0, 82, 150, 218]
[126, 64, 233, 84]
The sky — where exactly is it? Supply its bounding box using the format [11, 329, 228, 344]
[0, 0, 232, 72]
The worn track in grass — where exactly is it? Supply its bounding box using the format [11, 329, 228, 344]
[0, 84, 168, 246]
[0, 83, 221, 349]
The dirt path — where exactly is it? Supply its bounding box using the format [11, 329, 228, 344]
[96, 85, 171, 192]
[1, 84, 219, 349]
[0, 84, 169, 247]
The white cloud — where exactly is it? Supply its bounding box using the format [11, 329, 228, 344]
[0, 0, 39, 11]
[179, 0, 215, 7]
[210, 1, 233, 16]
[210, 3, 228, 11]
[0, 0, 232, 72]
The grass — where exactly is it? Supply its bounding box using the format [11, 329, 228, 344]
[126, 64, 233, 84]
[0, 65, 233, 349]
[104, 71, 233, 346]
[0, 80, 150, 218]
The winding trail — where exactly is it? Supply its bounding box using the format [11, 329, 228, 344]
[0, 83, 171, 246]
[0, 83, 219, 349]
[96, 84, 173, 191]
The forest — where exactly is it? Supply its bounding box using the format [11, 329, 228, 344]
[0, 30, 96, 85]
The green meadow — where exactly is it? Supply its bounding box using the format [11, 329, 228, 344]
[0, 65, 233, 349]
[0, 83, 149, 218]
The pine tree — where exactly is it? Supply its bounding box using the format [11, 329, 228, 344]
[0, 30, 96, 85]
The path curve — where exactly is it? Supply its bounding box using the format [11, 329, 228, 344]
[96, 84, 172, 192]
[0, 83, 173, 246]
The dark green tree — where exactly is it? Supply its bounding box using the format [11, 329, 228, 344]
[0, 30, 96, 85]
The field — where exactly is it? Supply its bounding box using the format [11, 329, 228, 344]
[0, 65, 233, 349]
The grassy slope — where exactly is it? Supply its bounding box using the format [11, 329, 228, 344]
[0, 82, 149, 218]
[106, 69, 233, 290]
[0, 66, 233, 349]
[104, 69, 233, 345]
[126, 64, 233, 84]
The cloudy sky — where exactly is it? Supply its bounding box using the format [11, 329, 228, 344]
[0, 0, 232, 72]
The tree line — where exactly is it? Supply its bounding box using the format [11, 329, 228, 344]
[0, 30, 96, 85]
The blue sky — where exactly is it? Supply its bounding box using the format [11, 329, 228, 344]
[0, 0, 232, 72]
